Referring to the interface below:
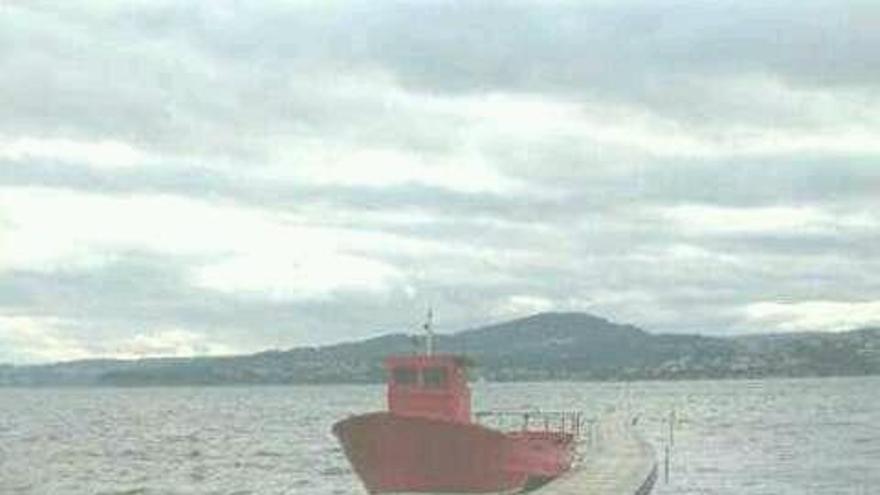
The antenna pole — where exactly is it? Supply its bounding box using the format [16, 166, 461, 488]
[424, 307, 434, 355]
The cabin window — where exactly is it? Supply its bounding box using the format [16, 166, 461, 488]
[392, 367, 418, 386]
[422, 367, 448, 389]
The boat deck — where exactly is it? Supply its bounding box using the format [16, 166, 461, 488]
[535, 412, 657, 495]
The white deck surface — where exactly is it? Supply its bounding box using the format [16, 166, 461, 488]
[535, 412, 657, 495]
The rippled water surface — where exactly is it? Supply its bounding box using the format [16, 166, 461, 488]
[1, 377, 877, 494]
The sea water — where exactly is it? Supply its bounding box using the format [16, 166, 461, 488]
[0, 377, 877, 494]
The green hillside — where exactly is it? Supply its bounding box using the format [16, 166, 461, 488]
[2, 312, 878, 386]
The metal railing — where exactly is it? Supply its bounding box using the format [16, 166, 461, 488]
[473, 410, 587, 438]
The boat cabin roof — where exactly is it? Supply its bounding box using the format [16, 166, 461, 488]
[385, 354, 473, 369]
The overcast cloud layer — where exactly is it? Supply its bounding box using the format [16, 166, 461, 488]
[1, 1, 879, 363]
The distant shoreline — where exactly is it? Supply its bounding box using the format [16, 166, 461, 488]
[2, 312, 878, 388]
[2, 368, 878, 389]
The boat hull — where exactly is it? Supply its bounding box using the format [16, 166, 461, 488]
[333, 412, 572, 494]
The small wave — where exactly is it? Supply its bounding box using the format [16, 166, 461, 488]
[252, 450, 283, 458]
[319, 466, 350, 477]
[98, 488, 148, 495]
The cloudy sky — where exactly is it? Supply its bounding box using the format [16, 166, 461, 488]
[1, 0, 879, 363]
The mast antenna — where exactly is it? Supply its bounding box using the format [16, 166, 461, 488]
[423, 306, 434, 355]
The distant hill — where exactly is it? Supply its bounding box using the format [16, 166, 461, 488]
[1, 312, 878, 386]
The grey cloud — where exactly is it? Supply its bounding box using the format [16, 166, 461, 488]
[1, 189, 877, 359]
[0, 251, 410, 351]
[0, 159, 551, 222]
[5, 151, 879, 222]
[4, 1, 879, 154]
[618, 159, 880, 207]
[168, 1, 879, 92]
[2, 1, 879, 362]
[0, 250, 559, 354]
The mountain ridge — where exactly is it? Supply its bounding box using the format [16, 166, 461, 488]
[2, 312, 878, 386]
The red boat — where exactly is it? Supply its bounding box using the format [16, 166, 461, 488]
[333, 316, 579, 494]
